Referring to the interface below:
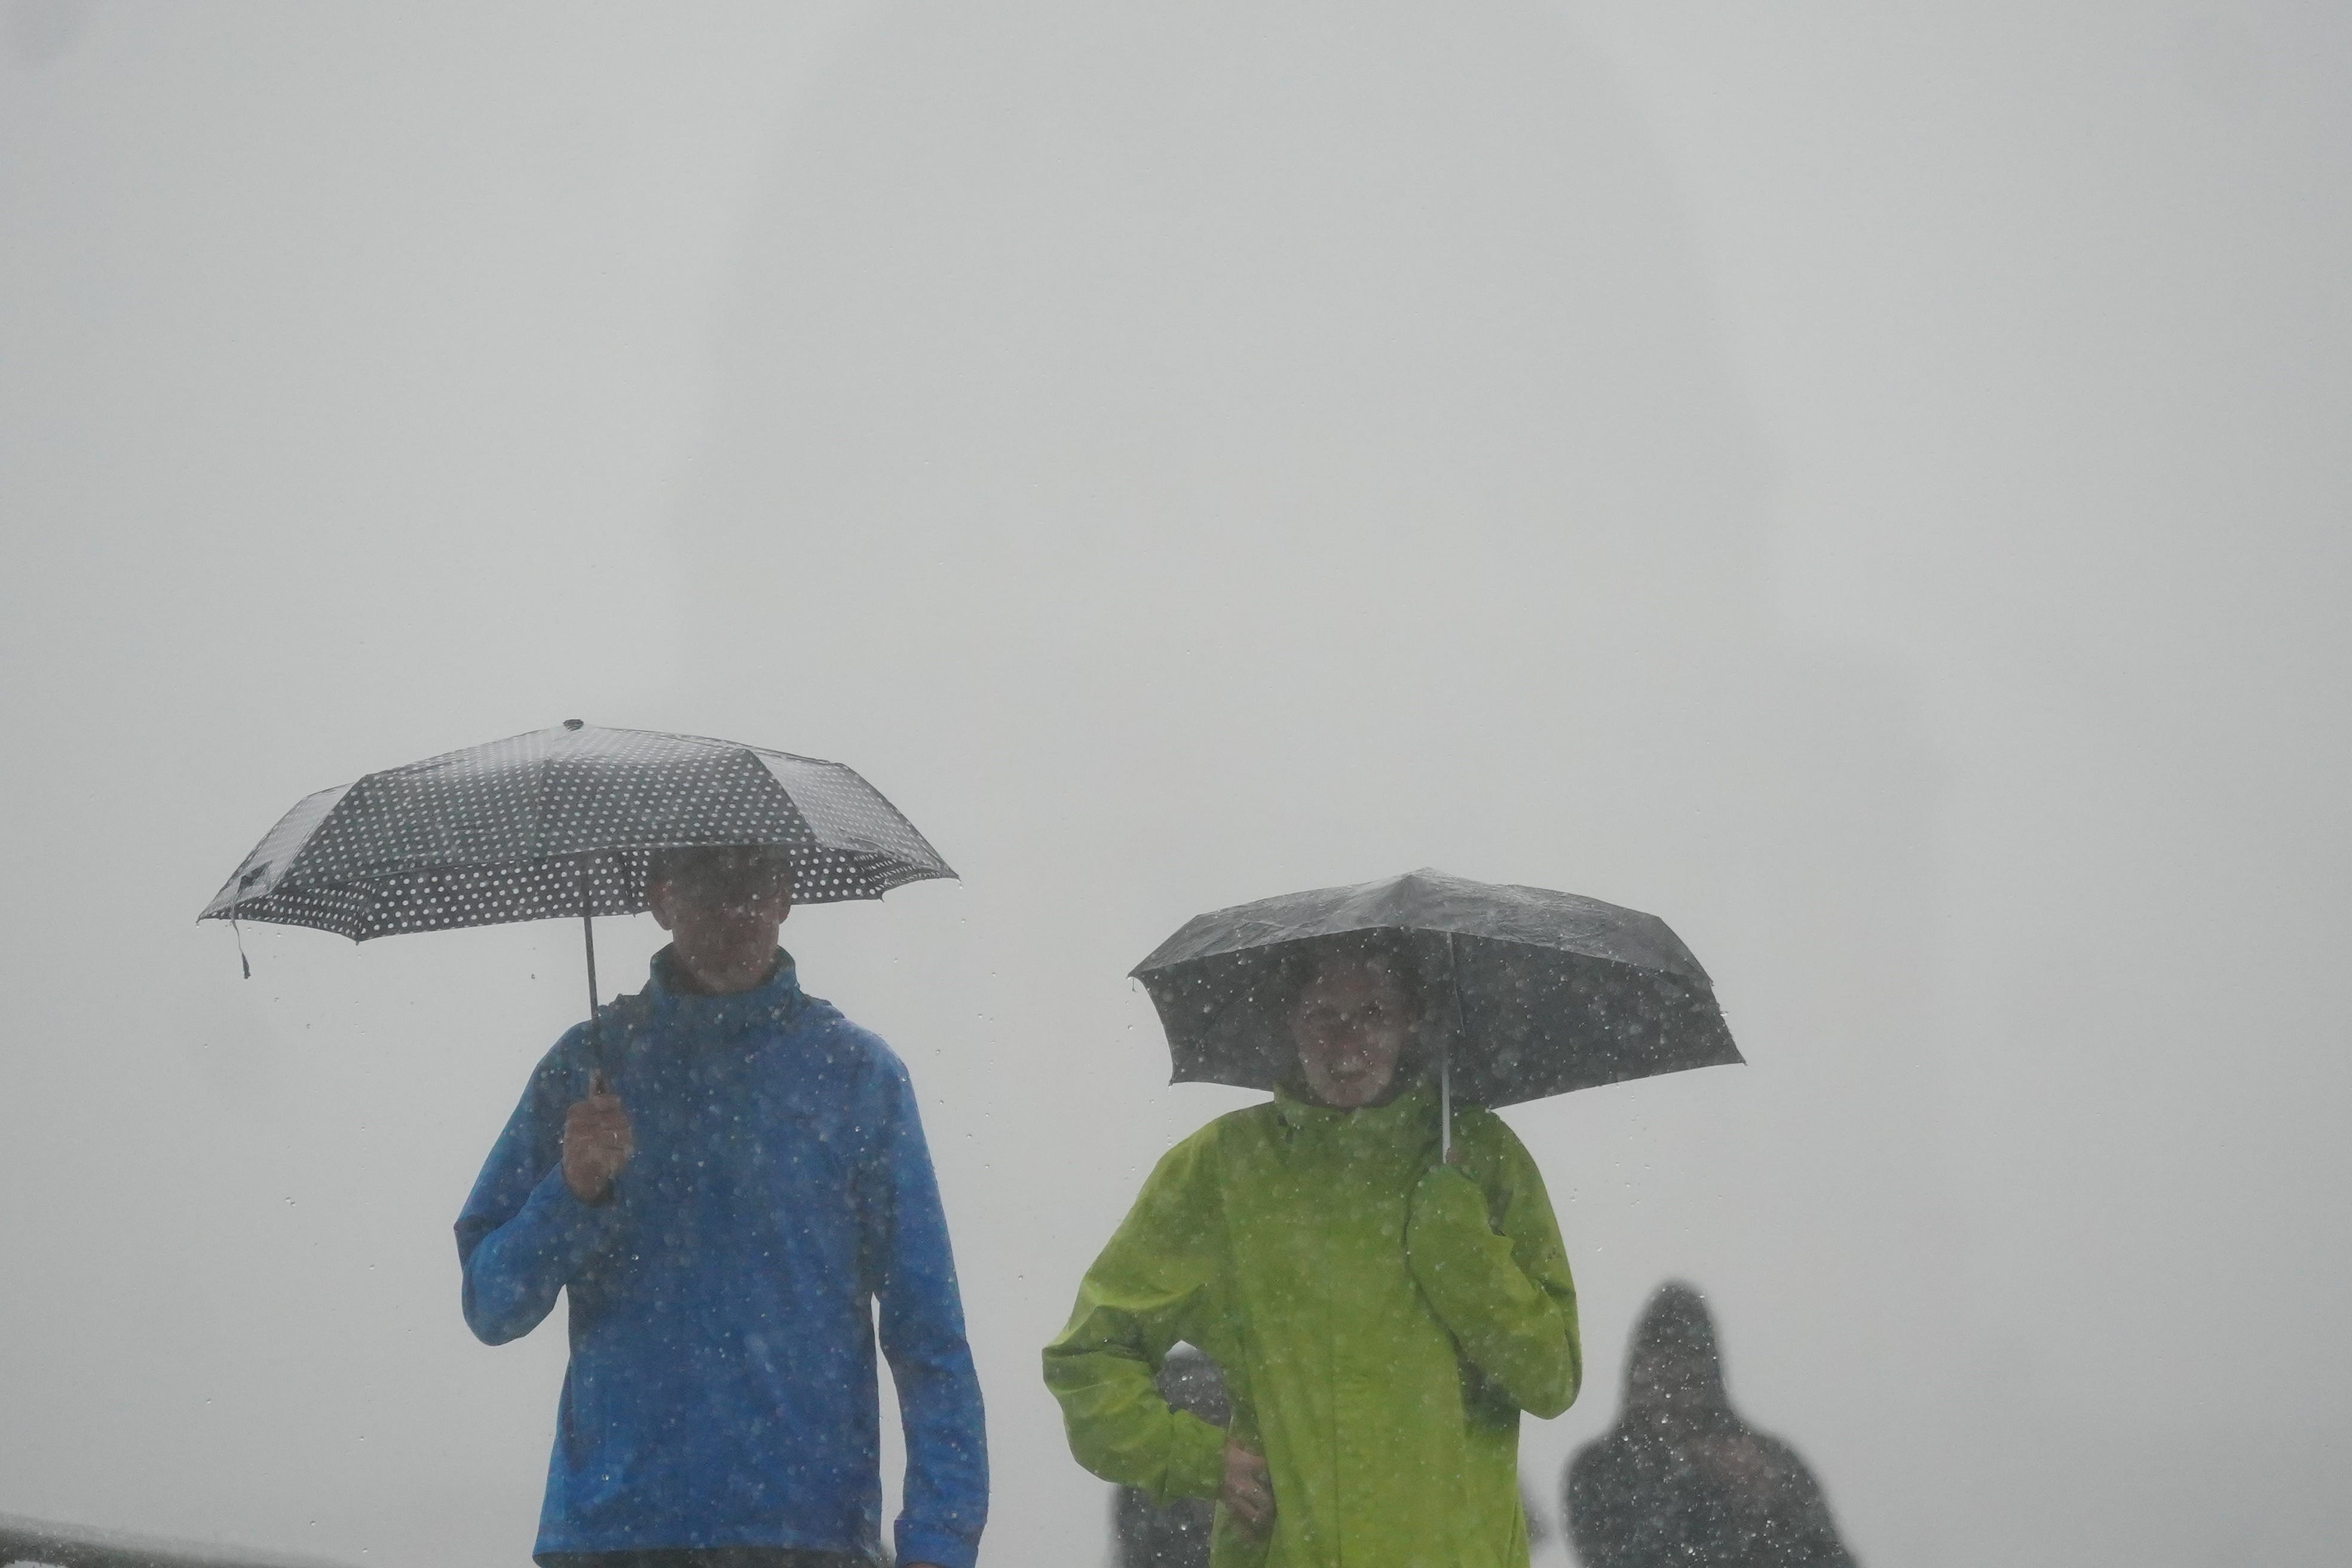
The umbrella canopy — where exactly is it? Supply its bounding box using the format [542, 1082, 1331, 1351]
[1130, 867, 1739, 1111]
[199, 721, 954, 941]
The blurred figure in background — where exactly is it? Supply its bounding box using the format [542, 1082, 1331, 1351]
[1111, 1347, 1229, 1568]
[1565, 1283, 1854, 1568]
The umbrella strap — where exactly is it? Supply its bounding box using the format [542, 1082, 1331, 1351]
[231, 910, 251, 980]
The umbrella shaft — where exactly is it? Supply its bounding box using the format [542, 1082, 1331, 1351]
[1443, 930, 1463, 1163]
[1440, 1049, 1452, 1163]
[581, 862, 602, 1083]
[583, 909, 599, 1020]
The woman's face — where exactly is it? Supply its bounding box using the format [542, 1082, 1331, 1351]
[1290, 959, 1417, 1108]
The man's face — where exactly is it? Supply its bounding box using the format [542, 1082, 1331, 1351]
[1290, 958, 1417, 1109]
[647, 851, 795, 994]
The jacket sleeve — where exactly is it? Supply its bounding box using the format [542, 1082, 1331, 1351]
[861, 1052, 990, 1568]
[454, 1031, 620, 1346]
[1403, 1117, 1581, 1417]
[1040, 1129, 1228, 1506]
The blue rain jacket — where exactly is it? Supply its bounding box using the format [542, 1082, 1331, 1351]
[455, 949, 988, 1568]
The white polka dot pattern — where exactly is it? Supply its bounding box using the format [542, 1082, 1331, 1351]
[198, 724, 955, 940]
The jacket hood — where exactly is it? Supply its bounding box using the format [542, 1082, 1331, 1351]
[1621, 1280, 1739, 1435]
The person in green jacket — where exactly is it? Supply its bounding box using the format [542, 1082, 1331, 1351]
[1043, 933, 1582, 1568]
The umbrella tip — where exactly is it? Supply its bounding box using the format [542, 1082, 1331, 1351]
[563, 718, 584, 731]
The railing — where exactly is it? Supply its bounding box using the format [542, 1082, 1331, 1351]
[0, 1514, 351, 1568]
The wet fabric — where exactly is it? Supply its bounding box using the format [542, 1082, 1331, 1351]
[1112, 1349, 1230, 1568]
[1564, 1285, 1854, 1568]
[1045, 1077, 1579, 1568]
[456, 950, 987, 1568]
[201, 721, 954, 941]
[1129, 868, 1739, 1111]
[540, 1550, 871, 1568]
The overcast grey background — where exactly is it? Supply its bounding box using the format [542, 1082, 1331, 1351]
[3, 4, 2347, 1565]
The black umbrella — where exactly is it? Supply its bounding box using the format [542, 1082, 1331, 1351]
[1130, 868, 1739, 1156]
[200, 721, 954, 1070]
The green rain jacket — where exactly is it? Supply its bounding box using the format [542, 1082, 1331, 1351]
[1043, 1077, 1580, 1568]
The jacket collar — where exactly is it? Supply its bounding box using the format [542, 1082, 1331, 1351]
[645, 945, 806, 1036]
[1272, 1074, 1441, 1139]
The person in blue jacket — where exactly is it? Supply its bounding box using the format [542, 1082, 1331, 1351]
[456, 844, 988, 1568]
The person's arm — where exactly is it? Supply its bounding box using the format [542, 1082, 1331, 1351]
[1040, 1132, 1227, 1508]
[861, 1052, 989, 1568]
[454, 1033, 622, 1346]
[1403, 1114, 1581, 1416]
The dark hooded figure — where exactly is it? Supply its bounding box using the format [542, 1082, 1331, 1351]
[1564, 1284, 1855, 1568]
[1111, 1347, 1231, 1568]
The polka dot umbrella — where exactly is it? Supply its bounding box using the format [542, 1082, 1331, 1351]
[199, 721, 954, 1068]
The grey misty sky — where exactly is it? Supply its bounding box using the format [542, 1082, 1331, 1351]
[1, 4, 2346, 1567]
